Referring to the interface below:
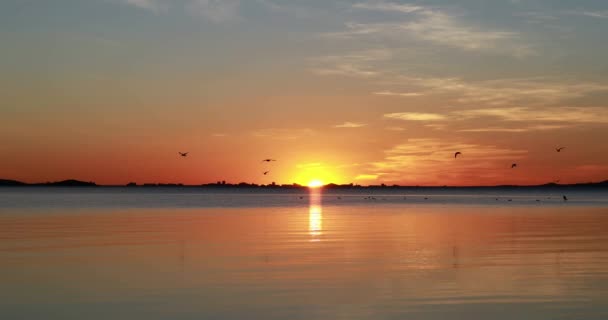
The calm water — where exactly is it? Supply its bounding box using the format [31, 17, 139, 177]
[1, 188, 608, 319]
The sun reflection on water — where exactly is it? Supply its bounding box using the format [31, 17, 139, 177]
[308, 187, 323, 241]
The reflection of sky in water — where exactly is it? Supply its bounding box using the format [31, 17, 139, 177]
[2, 203, 608, 319]
[309, 188, 323, 240]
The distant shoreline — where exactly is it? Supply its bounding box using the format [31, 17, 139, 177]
[1, 179, 607, 190]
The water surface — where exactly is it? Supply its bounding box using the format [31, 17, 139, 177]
[1, 189, 607, 319]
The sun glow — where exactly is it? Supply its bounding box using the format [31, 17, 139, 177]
[308, 179, 324, 188]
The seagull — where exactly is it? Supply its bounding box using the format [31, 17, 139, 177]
[263, 171, 270, 175]
[556, 147, 566, 152]
[454, 152, 462, 158]
[563, 195, 568, 202]
[511, 163, 518, 169]
[262, 159, 277, 162]
[178, 152, 188, 157]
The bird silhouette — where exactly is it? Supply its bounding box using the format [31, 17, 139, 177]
[263, 171, 270, 175]
[556, 147, 566, 152]
[178, 152, 188, 157]
[454, 152, 462, 158]
[262, 159, 277, 162]
[511, 163, 517, 169]
[563, 195, 568, 202]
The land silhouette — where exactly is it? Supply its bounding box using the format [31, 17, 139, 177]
[1, 178, 607, 190]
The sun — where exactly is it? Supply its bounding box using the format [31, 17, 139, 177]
[308, 179, 324, 188]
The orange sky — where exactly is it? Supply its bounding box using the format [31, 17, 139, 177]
[1, 0, 608, 186]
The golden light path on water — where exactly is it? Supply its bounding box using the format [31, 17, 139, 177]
[308, 187, 323, 241]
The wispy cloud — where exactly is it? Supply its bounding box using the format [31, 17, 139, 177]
[187, 0, 241, 22]
[334, 122, 367, 128]
[385, 126, 406, 131]
[386, 76, 608, 106]
[310, 49, 391, 78]
[366, 138, 529, 185]
[569, 10, 608, 19]
[458, 124, 569, 133]
[257, 0, 327, 19]
[384, 112, 447, 121]
[455, 107, 608, 123]
[122, 0, 166, 13]
[343, 2, 535, 57]
[121, 0, 241, 22]
[352, 2, 425, 14]
[354, 174, 379, 181]
[373, 91, 423, 97]
[211, 133, 228, 137]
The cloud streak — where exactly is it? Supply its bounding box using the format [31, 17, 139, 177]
[334, 122, 367, 128]
[374, 91, 424, 97]
[343, 2, 535, 57]
[122, 0, 166, 13]
[310, 49, 391, 78]
[384, 112, 447, 121]
[121, 0, 241, 22]
[366, 138, 529, 185]
[188, 0, 241, 23]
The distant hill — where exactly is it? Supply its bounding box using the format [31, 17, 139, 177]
[0, 179, 26, 186]
[0, 179, 97, 187]
[38, 180, 97, 187]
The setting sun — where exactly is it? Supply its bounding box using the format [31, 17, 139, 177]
[308, 180, 324, 188]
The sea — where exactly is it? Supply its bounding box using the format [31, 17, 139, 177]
[1, 187, 608, 320]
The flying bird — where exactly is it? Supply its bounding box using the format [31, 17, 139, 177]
[262, 159, 277, 162]
[263, 171, 270, 175]
[454, 152, 462, 158]
[511, 163, 517, 169]
[563, 195, 568, 202]
[178, 152, 188, 157]
[556, 147, 566, 152]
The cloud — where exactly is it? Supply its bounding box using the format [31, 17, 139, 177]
[455, 107, 608, 123]
[257, 0, 327, 19]
[120, 0, 241, 22]
[569, 10, 608, 19]
[373, 91, 424, 97]
[334, 121, 367, 128]
[354, 174, 379, 181]
[211, 133, 228, 137]
[122, 0, 166, 13]
[342, 2, 535, 57]
[366, 138, 529, 185]
[310, 49, 391, 78]
[334, 122, 367, 128]
[384, 112, 447, 121]
[188, 0, 241, 22]
[515, 11, 559, 24]
[352, 2, 425, 14]
[386, 76, 608, 107]
[458, 124, 570, 133]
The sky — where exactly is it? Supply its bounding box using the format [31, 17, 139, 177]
[1, 0, 608, 186]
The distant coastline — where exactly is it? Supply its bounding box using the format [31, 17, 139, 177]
[1, 179, 607, 190]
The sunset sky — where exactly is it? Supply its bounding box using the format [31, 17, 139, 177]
[2, 0, 608, 186]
